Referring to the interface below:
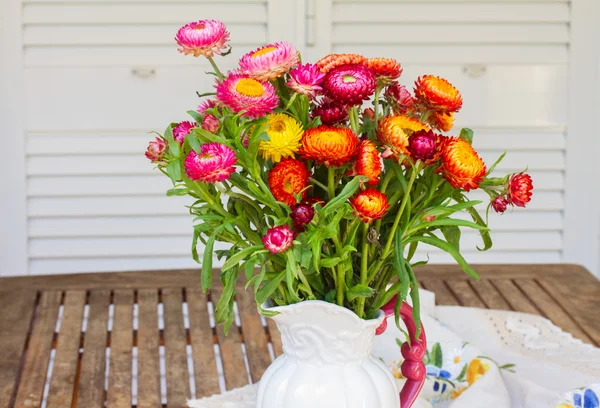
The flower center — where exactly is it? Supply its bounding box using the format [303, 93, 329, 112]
[319, 131, 341, 142]
[271, 120, 286, 133]
[235, 78, 265, 97]
[252, 46, 276, 58]
[343, 74, 357, 83]
[200, 153, 213, 160]
[454, 356, 461, 364]
[193, 23, 206, 31]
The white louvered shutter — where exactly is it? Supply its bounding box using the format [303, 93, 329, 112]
[305, 0, 570, 264]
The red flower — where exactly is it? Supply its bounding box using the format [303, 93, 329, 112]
[291, 203, 315, 227]
[414, 75, 463, 113]
[348, 140, 382, 185]
[313, 100, 348, 125]
[438, 137, 486, 191]
[507, 173, 533, 207]
[268, 158, 310, 206]
[349, 188, 389, 223]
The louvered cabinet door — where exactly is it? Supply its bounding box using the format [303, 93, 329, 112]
[22, 0, 272, 274]
[305, 0, 570, 264]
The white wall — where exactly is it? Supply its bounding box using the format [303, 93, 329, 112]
[1, 0, 599, 277]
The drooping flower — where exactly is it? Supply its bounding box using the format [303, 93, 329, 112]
[259, 113, 303, 162]
[364, 58, 403, 82]
[268, 158, 310, 206]
[407, 129, 438, 162]
[362, 108, 375, 121]
[429, 111, 455, 133]
[173, 121, 196, 144]
[184, 143, 237, 183]
[385, 83, 414, 114]
[492, 195, 509, 213]
[175, 20, 230, 58]
[349, 188, 389, 223]
[316, 53, 366, 75]
[300, 126, 360, 167]
[145, 137, 167, 162]
[508, 173, 533, 207]
[323, 64, 377, 106]
[197, 99, 217, 116]
[262, 225, 294, 254]
[377, 115, 430, 159]
[291, 203, 314, 227]
[286, 63, 326, 98]
[466, 358, 491, 386]
[216, 73, 279, 119]
[312, 100, 348, 125]
[238, 42, 299, 81]
[348, 140, 382, 185]
[438, 137, 486, 191]
[201, 114, 220, 134]
[414, 75, 463, 113]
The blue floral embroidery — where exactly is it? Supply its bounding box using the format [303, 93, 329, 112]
[574, 388, 599, 408]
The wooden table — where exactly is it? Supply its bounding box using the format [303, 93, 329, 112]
[1, 264, 598, 408]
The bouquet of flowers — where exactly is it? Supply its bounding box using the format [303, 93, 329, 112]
[146, 19, 534, 332]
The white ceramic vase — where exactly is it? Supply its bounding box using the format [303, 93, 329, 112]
[256, 300, 400, 408]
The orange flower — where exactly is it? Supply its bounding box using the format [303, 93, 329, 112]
[438, 137, 486, 191]
[349, 140, 382, 185]
[377, 115, 430, 160]
[316, 53, 366, 74]
[350, 188, 389, 223]
[428, 111, 455, 133]
[466, 358, 491, 386]
[364, 58, 403, 82]
[268, 158, 310, 206]
[301, 126, 360, 167]
[414, 75, 463, 113]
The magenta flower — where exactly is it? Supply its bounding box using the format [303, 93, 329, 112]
[197, 99, 217, 116]
[216, 73, 279, 119]
[184, 143, 237, 183]
[145, 137, 167, 163]
[312, 99, 348, 125]
[173, 121, 196, 144]
[262, 225, 294, 254]
[287, 63, 325, 99]
[175, 20, 230, 58]
[290, 204, 314, 227]
[201, 114, 220, 134]
[492, 196, 509, 214]
[323, 64, 376, 106]
[238, 42, 299, 81]
[407, 130, 437, 161]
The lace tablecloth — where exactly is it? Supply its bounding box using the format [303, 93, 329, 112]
[189, 291, 600, 408]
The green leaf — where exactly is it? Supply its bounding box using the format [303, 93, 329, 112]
[486, 151, 507, 176]
[163, 123, 174, 142]
[321, 257, 342, 268]
[166, 188, 188, 196]
[201, 233, 216, 292]
[187, 133, 201, 154]
[422, 200, 483, 219]
[168, 140, 181, 157]
[405, 235, 480, 280]
[187, 109, 204, 126]
[431, 343, 443, 368]
[459, 128, 474, 145]
[455, 364, 468, 381]
[320, 177, 362, 217]
[409, 218, 489, 235]
[346, 285, 375, 301]
[441, 225, 461, 251]
[214, 268, 239, 334]
[166, 161, 182, 184]
[256, 271, 286, 305]
[221, 244, 264, 271]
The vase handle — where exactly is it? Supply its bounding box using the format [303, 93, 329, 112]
[375, 295, 427, 408]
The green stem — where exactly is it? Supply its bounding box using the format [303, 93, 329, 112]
[331, 235, 345, 307]
[207, 56, 224, 81]
[310, 177, 329, 194]
[349, 106, 359, 134]
[328, 167, 336, 200]
[356, 222, 370, 318]
[373, 85, 383, 132]
[193, 181, 231, 220]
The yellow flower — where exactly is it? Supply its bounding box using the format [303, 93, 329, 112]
[554, 405, 574, 408]
[452, 386, 467, 400]
[466, 358, 491, 386]
[259, 113, 303, 162]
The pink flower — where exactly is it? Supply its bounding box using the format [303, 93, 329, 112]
[216, 73, 279, 119]
[385, 83, 414, 114]
[286, 63, 325, 99]
[197, 99, 217, 116]
[145, 137, 167, 162]
[323, 64, 376, 106]
[492, 196, 509, 213]
[290, 204, 314, 227]
[312, 100, 348, 125]
[175, 20, 230, 58]
[184, 143, 237, 183]
[173, 121, 196, 144]
[238, 42, 299, 81]
[407, 130, 437, 161]
[201, 114, 220, 133]
[262, 225, 294, 254]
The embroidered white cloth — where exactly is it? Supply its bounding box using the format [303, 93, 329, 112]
[188, 290, 600, 408]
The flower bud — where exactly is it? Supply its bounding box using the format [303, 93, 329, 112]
[362, 108, 375, 121]
[384, 83, 414, 114]
[423, 215, 436, 222]
[145, 137, 167, 163]
[291, 204, 315, 227]
[407, 130, 437, 161]
[201, 114, 220, 133]
[492, 196, 509, 213]
[262, 225, 294, 254]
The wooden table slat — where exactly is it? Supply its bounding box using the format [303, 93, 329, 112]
[13, 291, 62, 408]
[162, 288, 191, 406]
[513, 279, 594, 345]
[489, 280, 540, 315]
[0, 291, 37, 408]
[211, 290, 249, 390]
[46, 291, 86, 408]
[137, 289, 162, 408]
[236, 290, 272, 382]
[76, 290, 111, 408]
[469, 280, 511, 310]
[419, 279, 459, 306]
[445, 280, 486, 308]
[107, 290, 133, 408]
[186, 288, 220, 398]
